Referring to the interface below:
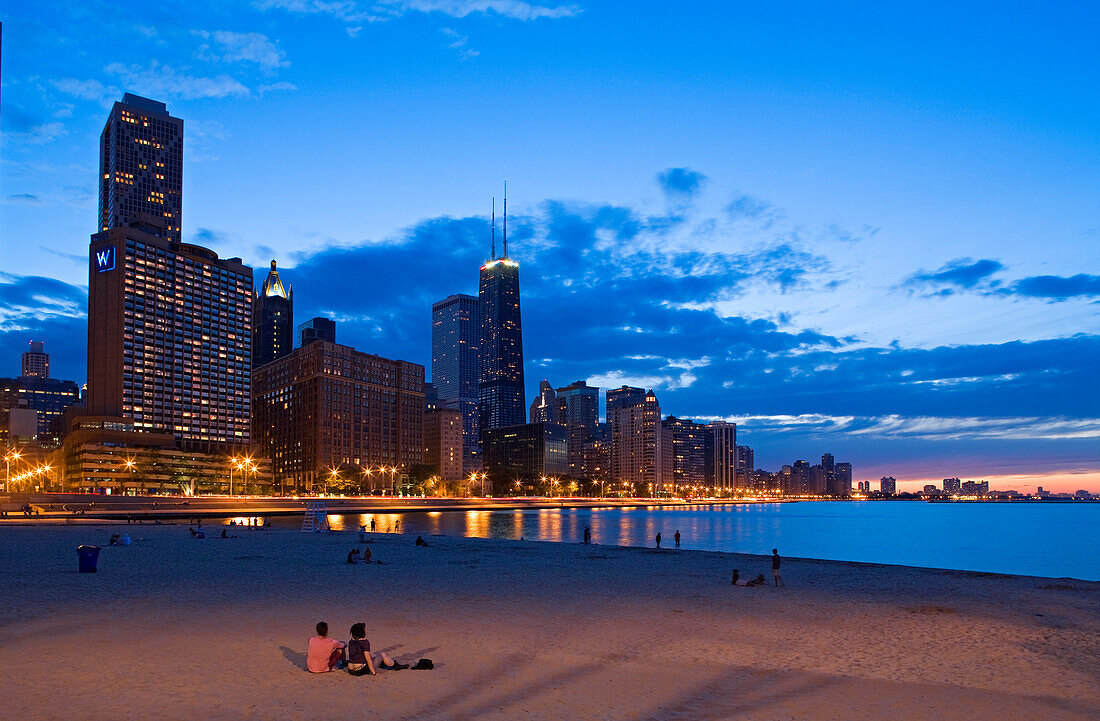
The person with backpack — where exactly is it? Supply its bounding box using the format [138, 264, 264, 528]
[346, 623, 408, 675]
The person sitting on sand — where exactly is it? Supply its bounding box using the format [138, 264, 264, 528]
[732, 570, 767, 587]
[109, 534, 120, 546]
[307, 622, 346, 673]
[346, 548, 361, 564]
[346, 623, 408, 675]
[415, 536, 428, 547]
[361, 546, 373, 563]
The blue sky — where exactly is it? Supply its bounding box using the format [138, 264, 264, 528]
[1, 1, 1098, 491]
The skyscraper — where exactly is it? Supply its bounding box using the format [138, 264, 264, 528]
[99, 93, 183, 243]
[253, 260, 293, 368]
[478, 195, 525, 435]
[705, 421, 737, 490]
[663, 416, 707, 486]
[87, 95, 252, 451]
[609, 391, 666, 492]
[529, 380, 557, 423]
[432, 293, 480, 471]
[87, 222, 253, 450]
[21, 341, 49, 378]
[298, 317, 336, 347]
[555, 380, 600, 477]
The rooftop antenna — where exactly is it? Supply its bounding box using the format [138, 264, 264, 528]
[503, 180, 508, 259]
[491, 197, 496, 260]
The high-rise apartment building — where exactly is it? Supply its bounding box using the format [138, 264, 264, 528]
[251, 338, 425, 493]
[424, 407, 463, 482]
[606, 385, 646, 419]
[431, 293, 481, 472]
[663, 416, 707, 486]
[609, 391, 666, 492]
[99, 94, 183, 243]
[834, 461, 852, 496]
[253, 260, 293, 368]
[478, 243, 525, 434]
[555, 380, 600, 478]
[704, 421, 737, 490]
[87, 223, 253, 450]
[736, 445, 755, 488]
[298, 317, 336, 347]
[21, 341, 49, 378]
[880, 476, 897, 494]
[943, 477, 962, 494]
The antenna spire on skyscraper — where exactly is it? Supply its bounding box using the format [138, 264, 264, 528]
[491, 197, 496, 260]
[503, 180, 508, 259]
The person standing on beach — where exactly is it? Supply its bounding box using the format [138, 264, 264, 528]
[674, 530, 681, 548]
[772, 549, 784, 587]
[307, 622, 347, 673]
[583, 526, 591, 544]
[655, 532, 662, 549]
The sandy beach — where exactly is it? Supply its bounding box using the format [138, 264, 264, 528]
[1, 524, 1096, 721]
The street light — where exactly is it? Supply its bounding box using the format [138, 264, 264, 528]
[4, 448, 22, 492]
[124, 457, 136, 491]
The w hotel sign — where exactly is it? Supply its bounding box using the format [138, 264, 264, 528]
[94, 246, 116, 273]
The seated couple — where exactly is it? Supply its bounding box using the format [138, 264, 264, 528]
[731, 569, 767, 586]
[307, 622, 409, 674]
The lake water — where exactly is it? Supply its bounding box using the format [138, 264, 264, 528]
[273, 501, 1100, 581]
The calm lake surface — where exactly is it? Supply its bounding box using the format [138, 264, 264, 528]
[272, 501, 1099, 581]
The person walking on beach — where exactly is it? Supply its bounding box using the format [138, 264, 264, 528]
[674, 530, 681, 548]
[370, 518, 376, 532]
[772, 548, 784, 587]
[655, 532, 662, 549]
[583, 526, 591, 544]
[307, 622, 346, 673]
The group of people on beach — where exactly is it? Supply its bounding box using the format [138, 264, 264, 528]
[308, 622, 411, 675]
[732, 549, 784, 587]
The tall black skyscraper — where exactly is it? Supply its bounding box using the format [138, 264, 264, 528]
[253, 260, 293, 368]
[99, 93, 183, 243]
[478, 193, 526, 435]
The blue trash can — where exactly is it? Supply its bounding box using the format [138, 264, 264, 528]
[77, 545, 101, 573]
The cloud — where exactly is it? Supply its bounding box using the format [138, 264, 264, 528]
[254, 0, 581, 26]
[52, 78, 122, 108]
[907, 257, 1004, 293]
[0, 273, 87, 326]
[104, 61, 249, 100]
[1006, 274, 1100, 300]
[657, 167, 707, 198]
[257, 81, 300, 95]
[393, 1, 582, 20]
[135, 25, 158, 38]
[702, 413, 1100, 441]
[7, 122, 67, 145]
[440, 27, 479, 59]
[4, 194, 43, 206]
[194, 30, 290, 71]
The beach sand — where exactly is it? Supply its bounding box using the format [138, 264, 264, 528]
[0, 524, 1096, 720]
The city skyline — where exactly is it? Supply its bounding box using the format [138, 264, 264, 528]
[1, 2, 1098, 492]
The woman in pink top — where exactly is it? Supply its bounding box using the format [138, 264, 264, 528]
[307, 622, 346, 673]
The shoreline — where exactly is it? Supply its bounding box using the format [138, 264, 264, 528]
[1, 525, 1096, 720]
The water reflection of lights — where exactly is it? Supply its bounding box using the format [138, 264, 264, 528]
[225, 516, 265, 527]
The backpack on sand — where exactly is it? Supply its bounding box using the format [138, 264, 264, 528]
[412, 659, 434, 670]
